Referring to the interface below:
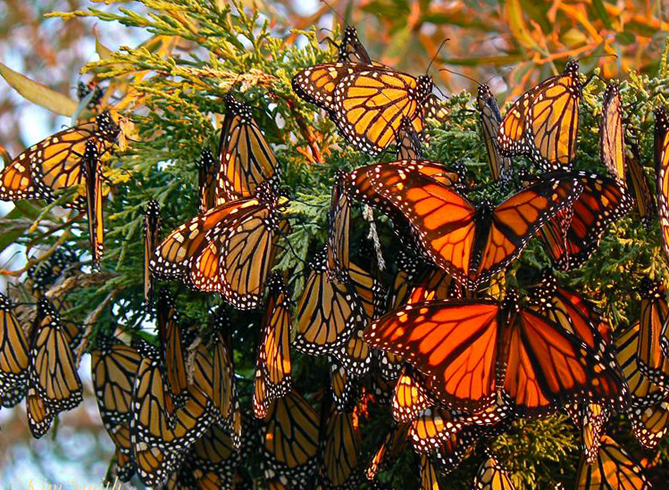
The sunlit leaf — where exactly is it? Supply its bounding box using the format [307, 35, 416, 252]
[94, 28, 114, 60]
[0, 62, 77, 116]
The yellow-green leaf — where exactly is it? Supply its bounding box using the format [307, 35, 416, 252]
[95, 28, 114, 60]
[0, 62, 77, 116]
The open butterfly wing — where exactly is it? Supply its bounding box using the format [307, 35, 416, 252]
[504, 309, 625, 418]
[365, 300, 500, 412]
[477, 175, 582, 285]
[333, 70, 431, 154]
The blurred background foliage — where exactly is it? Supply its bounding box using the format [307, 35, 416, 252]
[0, 1, 668, 489]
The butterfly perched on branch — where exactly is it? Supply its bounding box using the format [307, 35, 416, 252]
[292, 26, 443, 155]
[498, 60, 583, 172]
[0, 111, 121, 209]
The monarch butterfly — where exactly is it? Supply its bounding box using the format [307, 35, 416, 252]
[253, 274, 293, 419]
[498, 60, 582, 172]
[327, 170, 351, 281]
[566, 401, 611, 464]
[409, 408, 464, 454]
[27, 299, 83, 438]
[130, 344, 214, 486]
[0, 293, 29, 403]
[408, 267, 462, 304]
[637, 278, 669, 389]
[655, 107, 669, 261]
[0, 111, 120, 208]
[365, 290, 626, 417]
[600, 83, 626, 183]
[420, 454, 441, 490]
[330, 358, 358, 412]
[615, 322, 667, 408]
[335, 26, 381, 66]
[156, 289, 189, 409]
[473, 453, 516, 490]
[527, 273, 616, 363]
[346, 161, 464, 254]
[91, 335, 143, 482]
[396, 116, 424, 160]
[197, 148, 217, 214]
[151, 181, 289, 309]
[76, 80, 105, 110]
[26, 248, 78, 296]
[143, 200, 161, 304]
[177, 423, 242, 488]
[319, 403, 362, 489]
[366, 424, 409, 480]
[536, 171, 632, 271]
[366, 165, 582, 289]
[292, 29, 437, 155]
[293, 249, 366, 357]
[626, 142, 656, 228]
[216, 95, 279, 204]
[392, 368, 435, 424]
[210, 310, 237, 435]
[261, 390, 319, 487]
[292, 26, 386, 110]
[82, 139, 104, 266]
[575, 435, 651, 489]
[477, 84, 512, 181]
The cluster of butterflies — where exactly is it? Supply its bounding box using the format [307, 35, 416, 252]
[1, 23, 669, 490]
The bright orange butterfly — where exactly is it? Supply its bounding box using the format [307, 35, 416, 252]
[216, 95, 279, 204]
[536, 171, 632, 271]
[364, 290, 626, 417]
[359, 164, 581, 289]
[575, 434, 651, 490]
[253, 274, 293, 419]
[637, 278, 669, 389]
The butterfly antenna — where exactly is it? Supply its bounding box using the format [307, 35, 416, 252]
[577, 53, 618, 63]
[440, 67, 482, 87]
[426, 38, 451, 76]
[320, 0, 347, 24]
